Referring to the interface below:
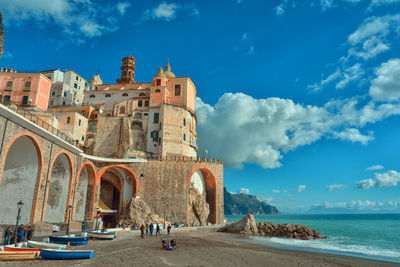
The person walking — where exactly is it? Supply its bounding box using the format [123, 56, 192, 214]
[156, 224, 161, 236]
[3, 227, 11, 245]
[145, 224, 149, 236]
[167, 225, 171, 236]
[27, 226, 33, 240]
[149, 223, 154, 236]
[17, 224, 25, 243]
[140, 224, 145, 238]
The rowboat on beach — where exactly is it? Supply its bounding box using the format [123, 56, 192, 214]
[0, 251, 39, 261]
[49, 235, 89, 246]
[28, 240, 66, 250]
[3, 245, 41, 254]
[87, 231, 116, 240]
[40, 248, 95, 260]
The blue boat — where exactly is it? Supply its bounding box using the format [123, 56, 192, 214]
[49, 235, 89, 246]
[40, 249, 94, 260]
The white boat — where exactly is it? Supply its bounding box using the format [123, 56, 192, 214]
[27, 241, 66, 250]
[87, 231, 116, 240]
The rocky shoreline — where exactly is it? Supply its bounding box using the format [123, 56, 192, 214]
[220, 214, 327, 240]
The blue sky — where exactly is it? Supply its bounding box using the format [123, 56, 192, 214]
[1, 0, 400, 213]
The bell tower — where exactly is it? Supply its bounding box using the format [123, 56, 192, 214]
[117, 56, 136, 84]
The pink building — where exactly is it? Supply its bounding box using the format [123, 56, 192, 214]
[0, 72, 52, 111]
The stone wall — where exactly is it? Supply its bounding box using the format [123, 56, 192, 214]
[92, 116, 122, 157]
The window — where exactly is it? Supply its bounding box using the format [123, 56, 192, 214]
[122, 93, 128, 96]
[52, 91, 56, 96]
[78, 119, 81, 126]
[23, 81, 31, 90]
[183, 118, 186, 126]
[74, 83, 78, 89]
[81, 136, 85, 141]
[5, 81, 13, 90]
[153, 113, 159, 123]
[81, 111, 85, 116]
[4, 95, 10, 104]
[64, 92, 67, 97]
[145, 100, 149, 107]
[175, 85, 181, 96]
[89, 94, 95, 98]
[120, 106, 125, 114]
[85, 82, 88, 87]
[138, 100, 143, 107]
[67, 117, 71, 124]
[144, 113, 148, 116]
[155, 89, 161, 93]
[22, 95, 29, 105]
[151, 131, 159, 142]
[139, 93, 146, 96]
[105, 93, 111, 97]
[63, 101, 66, 106]
[183, 133, 186, 141]
[50, 100, 53, 105]
[156, 79, 161, 86]
[76, 76, 79, 81]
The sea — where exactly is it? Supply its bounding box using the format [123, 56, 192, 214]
[225, 214, 400, 263]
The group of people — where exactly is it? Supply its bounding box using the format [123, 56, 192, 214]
[3, 225, 33, 245]
[161, 239, 176, 250]
[139, 223, 172, 238]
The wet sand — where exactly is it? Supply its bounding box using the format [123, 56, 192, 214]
[1, 230, 399, 266]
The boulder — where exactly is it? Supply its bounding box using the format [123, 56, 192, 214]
[220, 213, 258, 235]
[188, 187, 210, 226]
[120, 197, 169, 226]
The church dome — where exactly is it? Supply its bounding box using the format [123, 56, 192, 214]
[164, 61, 175, 78]
[154, 67, 167, 78]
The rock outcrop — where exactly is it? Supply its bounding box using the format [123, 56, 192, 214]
[188, 187, 210, 226]
[220, 214, 327, 240]
[119, 197, 168, 226]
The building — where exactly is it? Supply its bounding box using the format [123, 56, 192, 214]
[83, 57, 198, 159]
[41, 69, 89, 107]
[0, 72, 52, 111]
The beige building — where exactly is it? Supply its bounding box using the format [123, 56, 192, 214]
[56, 111, 88, 145]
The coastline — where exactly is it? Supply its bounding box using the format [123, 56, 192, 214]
[1, 230, 398, 266]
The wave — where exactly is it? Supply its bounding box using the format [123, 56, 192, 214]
[250, 236, 400, 261]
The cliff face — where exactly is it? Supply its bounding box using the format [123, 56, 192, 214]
[188, 187, 210, 226]
[224, 187, 280, 215]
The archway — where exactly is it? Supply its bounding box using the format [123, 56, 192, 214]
[96, 165, 138, 228]
[45, 152, 73, 223]
[187, 166, 217, 225]
[75, 162, 96, 222]
[0, 134, 43, 224]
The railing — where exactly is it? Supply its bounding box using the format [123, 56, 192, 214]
[146, 154, 223, 164]
[0, 99, 77, 145]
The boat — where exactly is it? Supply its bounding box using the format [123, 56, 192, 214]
[40, 248, 94, 260]
[3, 245, 40, 254]
[87, 231, 116, 240]
[28, 240, 66, 250]
[0, 251, 39, 261]
[49, 236, 89, 246]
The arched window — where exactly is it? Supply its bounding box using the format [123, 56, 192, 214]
[139, 93, 146, 96]
[122, 93, 128, 96]
[89, 95, 95, 98]
[145, 100, 149, 107]
[105, 93, 111, 97]
[155, 89, 161, 93]
[120, 106, 125, 114]
[138, 100, 143, 107]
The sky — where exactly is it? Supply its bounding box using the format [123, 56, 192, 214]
[1, 0, 400, 213]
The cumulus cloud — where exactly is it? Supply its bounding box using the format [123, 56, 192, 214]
[369, 58, 400, 102]
[326, 184, 347, 192]
[333, 128, 374, 145]
[366, 164, 384, 171]
[140, 2, 199, 22]
[238, 188, 250, 194]
[0, 0, 129, 40]
[297, 185, 306, 192]
[357, 170, 400, 189]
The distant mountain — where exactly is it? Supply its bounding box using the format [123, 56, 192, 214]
[224, 187, 280, 215]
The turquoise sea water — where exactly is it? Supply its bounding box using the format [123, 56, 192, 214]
[226, 214, 400, 263]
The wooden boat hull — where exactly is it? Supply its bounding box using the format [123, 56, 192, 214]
[40, 249, 94, 260]
[87, 231, 115, 240]
[28, 241, 66, 250]
[3, 246, 40, 254]
[49, 236, 89, 246]
[0, 251, 39, 261]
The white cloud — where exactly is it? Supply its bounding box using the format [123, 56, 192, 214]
[241, 32, 248, 41]
[369, 0, 400, 9]
[335, 63, 364, 89]
[297, 185, 306, 192]
[321, 0, 336, 11]
[369, 58, 400, 102]
[140, 2, 199, 22]
[326, 184, 347, 192]
[333, 128, 374, 145]
[366, 164, 384, 171]
[248, 45, 255, 55]
[357, 170, 400, 189]
[308, 69, 341, 92]
[0, 0, 128, 40]
[238, 188, 250, 194]
[275, 0, 288, 16]
[116, 2, 130, 16]
[313, 200, 400, 211]
[272, 190, 281, 193]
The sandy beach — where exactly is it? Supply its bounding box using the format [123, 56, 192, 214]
[1, 230, 398, 267]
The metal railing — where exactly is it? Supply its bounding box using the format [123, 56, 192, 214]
[0, 99, 77, 145]
[146, 154, 222, 164]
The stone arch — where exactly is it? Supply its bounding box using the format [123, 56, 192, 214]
[74, 161, 96, 221]
[44, 150, 74, 223]
[186, 165, 217, 225]
[96, 165, 138, 227]
[0, 132, 44, 224]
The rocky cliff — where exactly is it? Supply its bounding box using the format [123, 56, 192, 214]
[220, 214, 327, 240]
[188, 187, 210, 226]
[119, 197, 169, 226]
[224, 187, 280, 215]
